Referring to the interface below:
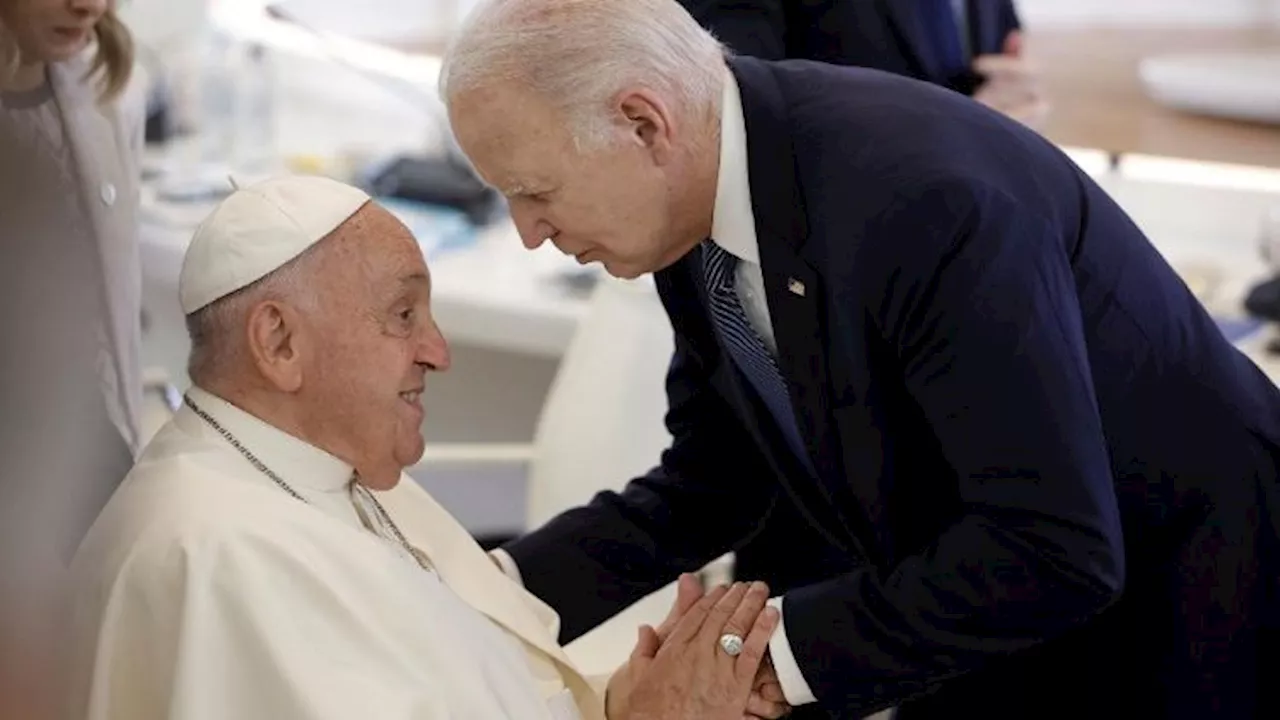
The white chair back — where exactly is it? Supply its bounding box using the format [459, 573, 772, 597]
[523, 275, 680, 674]
[526, 275, 675, 527]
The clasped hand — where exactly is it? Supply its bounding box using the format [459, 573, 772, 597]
[605, 575, 790, 720]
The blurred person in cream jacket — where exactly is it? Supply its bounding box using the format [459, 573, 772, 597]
[0, 1, 145, 716]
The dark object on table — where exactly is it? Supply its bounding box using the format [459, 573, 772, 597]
[361, 154, 504, 226]
[1244, 275, 1280, 322]
[143, 77, 176, 145]
[1252, 276, 1280, 356]
[555, 269, 600, 297]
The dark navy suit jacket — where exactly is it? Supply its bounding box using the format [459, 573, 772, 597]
[503, 58, 1280, 718]
[681, 0, 1025, 610]
[680, 0, 1021, 95]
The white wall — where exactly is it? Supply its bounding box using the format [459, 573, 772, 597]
[1018, 0, 1280, 28]
[122, 0, 470, 49]
[124, 0, 1280, 50]
[119, 0, 209, 49]
[259, 0, 466, 44]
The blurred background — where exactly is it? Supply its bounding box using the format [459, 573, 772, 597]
[3, 0, 1280, 709]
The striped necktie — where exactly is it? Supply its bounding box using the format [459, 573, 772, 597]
[702, 240, 815, 475]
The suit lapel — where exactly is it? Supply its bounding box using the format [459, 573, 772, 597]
[756, 243, 867, 559]
[757, 246, 832, 480]
[724, 58, 870, 560]
[378, 480, 606, 720]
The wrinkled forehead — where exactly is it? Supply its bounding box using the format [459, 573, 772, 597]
[321, 203, 429, 283]
[447, 85, 574, 193]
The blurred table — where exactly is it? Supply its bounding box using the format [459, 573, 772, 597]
[1032, 26, 1280, 169]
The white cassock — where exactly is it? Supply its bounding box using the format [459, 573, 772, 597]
[68, 386, 608, 720]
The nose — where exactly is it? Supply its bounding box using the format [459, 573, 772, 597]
[417, 320, 452, 373]
[509, 206, 554, 251]
[68, 0, 108, 17]
[521, 232, 546, 251]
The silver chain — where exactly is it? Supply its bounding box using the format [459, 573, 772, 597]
[354, 484, 436, 573]
[183, 395, 434, 573]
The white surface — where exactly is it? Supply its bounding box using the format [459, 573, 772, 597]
[119, 0, 211, 49]
[519, 277, 680, 675]
[1139, 52, 1280, 125]
[1118, 154, 1280, 195]
[1017, 0, 1280, 27]
[524, 276, 674, 528]
[1092, 173, 1278, 318]
[262, 0, 470, 45]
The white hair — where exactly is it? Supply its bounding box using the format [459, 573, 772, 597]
[439, 0, 728, 150]
[185, 245, 322, 385]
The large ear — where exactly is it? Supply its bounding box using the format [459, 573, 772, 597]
[244, 299, 307, 393]
[615, 85, 679, 165]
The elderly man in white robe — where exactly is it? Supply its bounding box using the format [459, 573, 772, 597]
[66, 175, 785, 720]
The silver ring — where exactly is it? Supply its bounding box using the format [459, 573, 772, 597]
[718, 633, 744, 656]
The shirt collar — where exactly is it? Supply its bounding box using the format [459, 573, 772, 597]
[183, 385, 354, 494]
[710, 73, 760, 266]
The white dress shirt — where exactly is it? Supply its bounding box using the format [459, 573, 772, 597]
[708, 68, 776, 355]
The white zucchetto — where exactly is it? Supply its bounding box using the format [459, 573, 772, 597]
[179, 175, 370, 314]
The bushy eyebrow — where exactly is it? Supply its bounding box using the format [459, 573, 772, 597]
[399, 272, 430, 288]
[500, 173, 557, 197]
[502, 183, 538, 198]
[382, 273, 430, 307]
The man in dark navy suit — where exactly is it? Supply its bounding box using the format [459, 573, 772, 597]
[678, 0, 1048, 598]
[441, 0, 1280, 717]
[681, 0, 1046, 126]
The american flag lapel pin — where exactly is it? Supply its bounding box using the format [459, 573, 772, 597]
[787, 277, 806, 296]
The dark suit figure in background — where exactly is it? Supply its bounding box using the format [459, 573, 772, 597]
[682, 0, 1046, 127]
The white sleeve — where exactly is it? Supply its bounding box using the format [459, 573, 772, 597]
[765, 596, 818, 706]
[490, 548, 525, 587]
